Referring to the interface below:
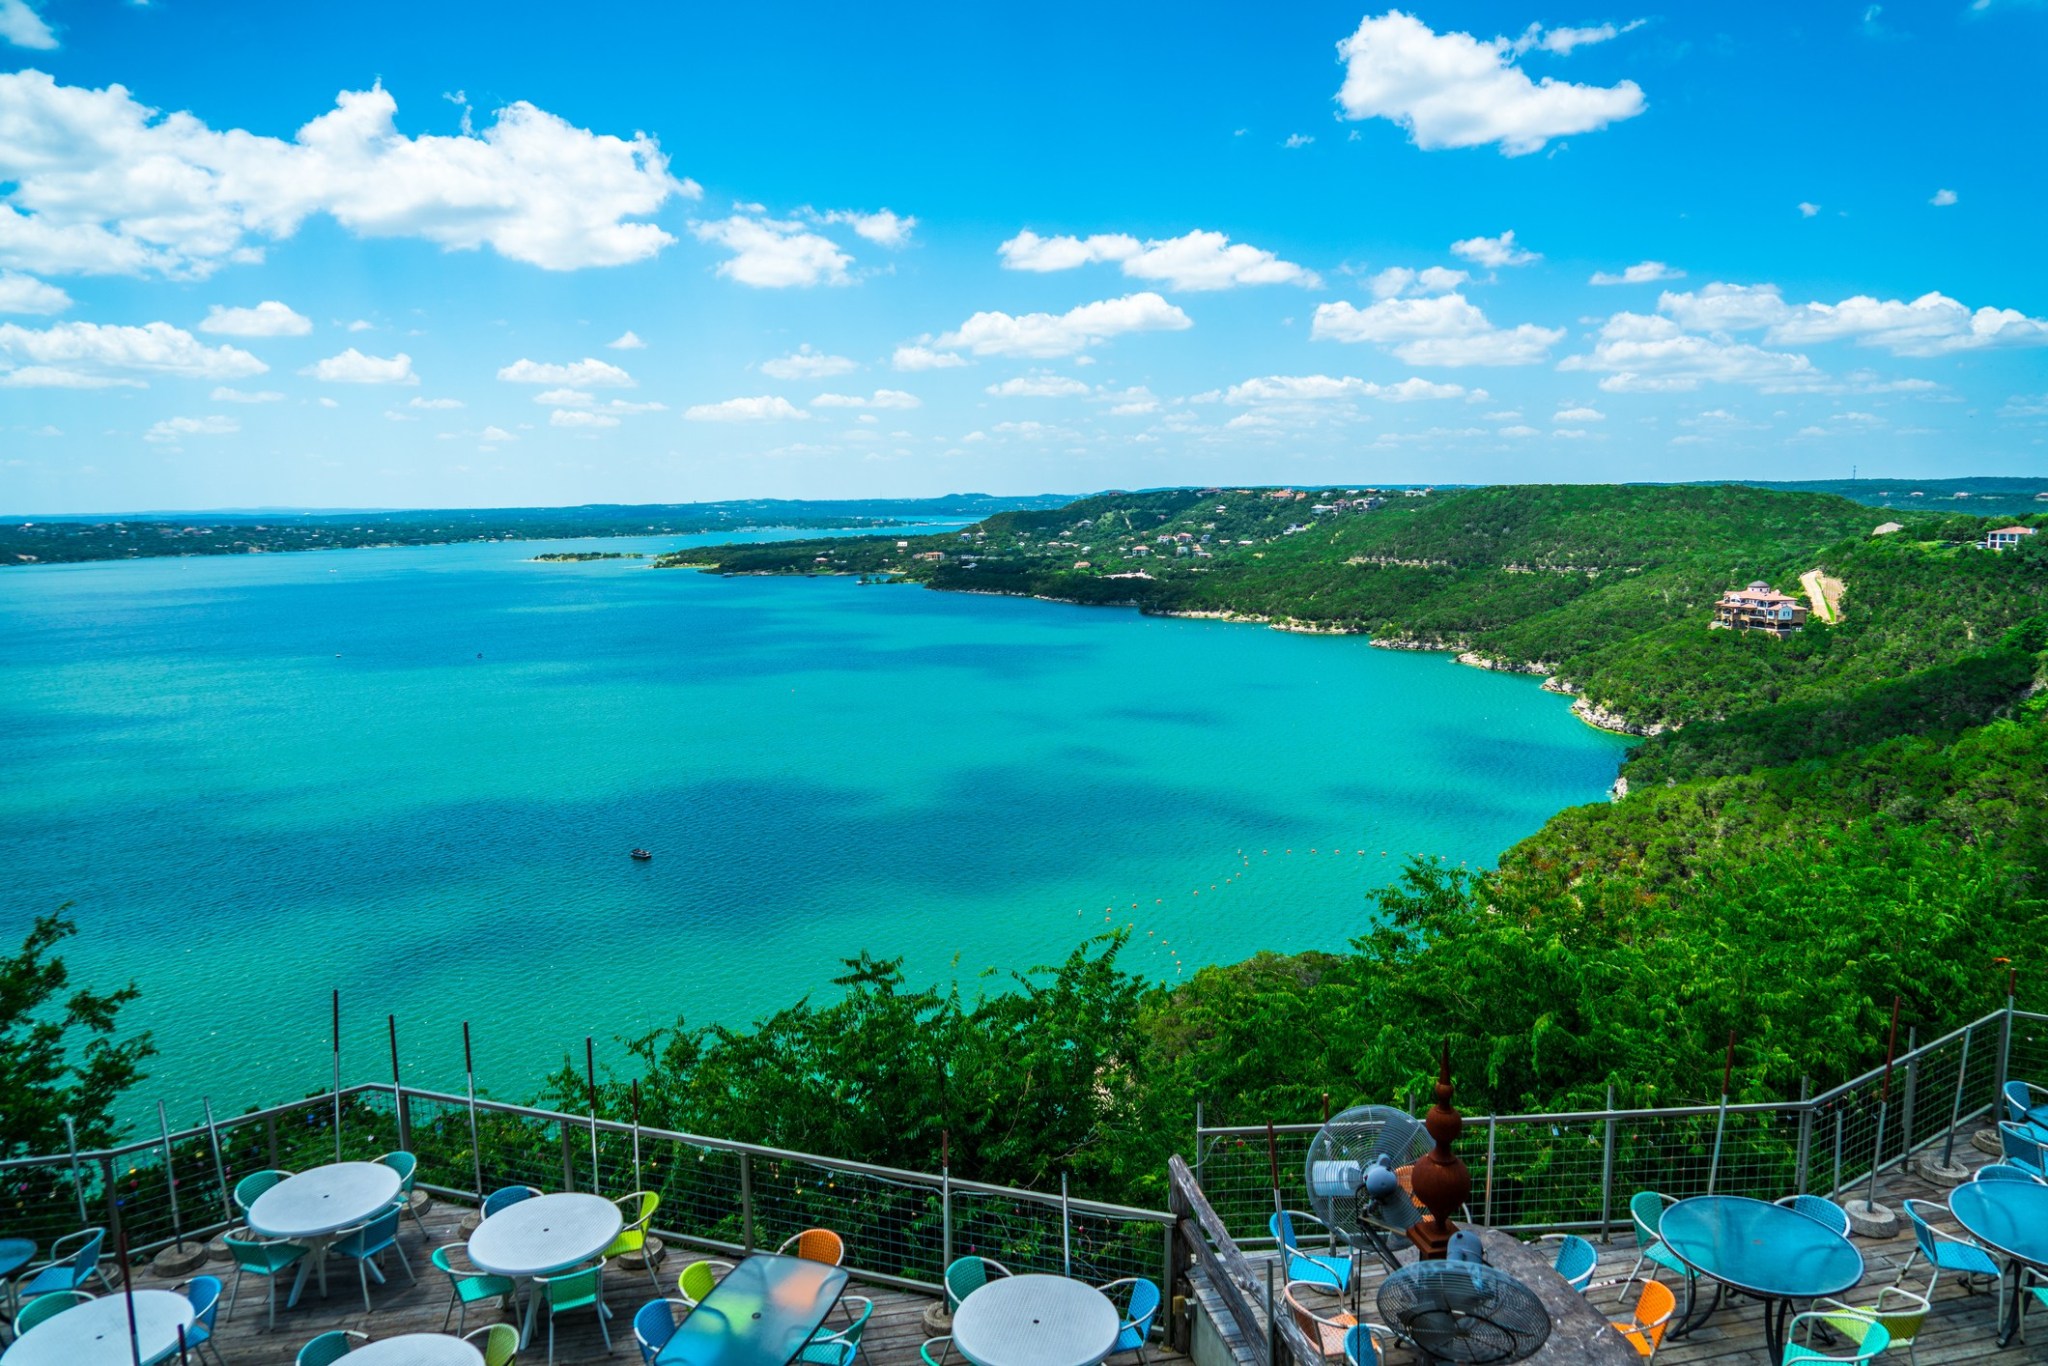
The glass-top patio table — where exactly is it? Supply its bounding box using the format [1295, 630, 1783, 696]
[1950, 1180, 2048, 1347]
[1659, 1195, 1863, 1358]
[655, 1253, 850, 1366]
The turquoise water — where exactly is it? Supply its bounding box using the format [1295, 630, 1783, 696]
[0, 533, 1628, 1117]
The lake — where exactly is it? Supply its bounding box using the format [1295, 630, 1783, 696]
[0, 531, 1629, 1118]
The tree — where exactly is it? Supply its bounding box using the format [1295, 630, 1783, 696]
[0, 909, 155, 1158]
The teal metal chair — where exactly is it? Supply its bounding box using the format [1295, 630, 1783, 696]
[942, 1255, 1011, 1311]
[1997, 1123, 2048, 1179]
[1782, 1311, 1890, 1364]
[464, 1323, 521, 1366]
[1900, 1199, 2001, 1302]
[296, 1330, 367, 1366]
[224, 1230, 310, 1330]
[483, 1186, 544, 1217]
[331, 1204, 415, 1312]
[1099, 1279, 1160, 1364]
[377, 1151, 429, 1238]
[1542, 1233, 1598, 1293]
[1775, 1194, 1852, 1238]
[13, 1290, 93, 1337]
[800, 1294, 873, 1366]
[533, 1261, 612, 1365]
[18, 1229, 113, 1298]
[919, 1340, 954, 1366]
[1621, 1192, 1693, 1296]
[1270, 1210, 1350, 1292]
[634, 1298, 687, 1365]
[433, 1244, 516, 1335]
[233, 1170, 293, 1217]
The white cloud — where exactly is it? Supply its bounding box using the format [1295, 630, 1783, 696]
[1367, 265, 1469, 298]
[1497, 424, 1540, 437]
[0, 270, 68, 313]
[478, 425, 515, 442]
[0, 73, 693, 278]
[1798, 202, 1822, 218]
[211, 385, 283, 402]
[199, 300, 312, 337]
[1930, 188, 1958, 207]
[1284, 133, 1315, 148]
[606, 330, 645, 349]
[763, 345, 857, 380]
[343, 319, 373, 332]
[932, 292, 1192, 359]
[496, 356, 634, 387]
[1450, 230, 1538, 268]
[144, 414, 237, 443]
[317, 396, 337, 407]
[816, 208, 916, 247]
[536, 387, 664, 416]
[1590, 261, 1683, 286]
[998, 229, 1318, 291]
[1658, 283, 2048, 357]
[1559, 311, 1821, 390]
[892, 344, 966, 371]
[1334, 10, 1646, 156]
[1553, 405, 1606, 421]
[810, 389, 920, 409]
[1225, 373, 1477, 403]
[550, 409, 618, 428]
[300, 347, 416, 384]
[409, 395, 463, 409]
[1511, 21, 1641, 56]
[0, 365, 144, 388]
[692, 216, 851, 287]
[683, 395, 808, 422]
[0, 0, 55, 51]
[985, 373, 1091, 398]
[0, 319, 265, 377]
[1309, 292, 1563, 365]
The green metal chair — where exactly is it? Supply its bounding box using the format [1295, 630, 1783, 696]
[1814, 1288, 1928, 1364]
[676, 1258, 734, 1309]
[464, 1322, 522, 1366]
[433, 1244, 516, 1335]
[800, 1294, 873, 1366]
[295, 1330, 367, 1366]
[13, 1290, 93, 1337]
[1782, 1311, 1890, 1364]
[377, 1150, 430, 1238]
[223, 1230, 310, 1331]
[533, 1261, 612, 1365]
[605, 1191, 662, 1289]
[233, 1170, 294, 1217]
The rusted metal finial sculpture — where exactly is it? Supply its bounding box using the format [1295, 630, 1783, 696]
[1406, 1042, 1472, 1259]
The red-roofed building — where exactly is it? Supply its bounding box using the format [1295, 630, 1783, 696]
[1988, 526, 2037, 552]
[1713, 581, 1808, 636]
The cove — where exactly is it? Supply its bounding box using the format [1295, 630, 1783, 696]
[0, 531, 1629, 1115]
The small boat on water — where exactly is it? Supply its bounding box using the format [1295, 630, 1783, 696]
[630, 848, 653, 861]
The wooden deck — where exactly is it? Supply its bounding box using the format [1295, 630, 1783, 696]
[109, 1202, 1187, 1366]
[1206, 1128, 2048, 1364]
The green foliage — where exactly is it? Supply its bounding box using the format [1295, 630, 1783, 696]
[0, 910, 155, 1158]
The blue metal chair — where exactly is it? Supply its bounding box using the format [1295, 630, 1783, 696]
[1098, 1278, 1160, 1364]
[17, 1229, 113, 1298]
[634, 1297, 687, 1366]
[1342, 1323, 1380, 1366]
[1542, 1233, 1598, 1292]
[1900, 1199, 2001, 1303]
[483, 1185, 543, 1217]
[377, 1150, 429, 1238]
[2004, 1081, 2048, 1138]
[330, 1204, 415, 1312]
[1974, 1162, 2046, 1185]
[1998, 1123, 2048, 1179]
[1775, 1194, 1852, 1238]
[223, 1230, 309, 1331]
[296, 1331, 367, 1366]
[1270, 1210, 1350, 1292]
[170, 1276, 225, 1366]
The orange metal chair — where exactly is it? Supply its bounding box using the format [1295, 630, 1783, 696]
[1611, 1280, 1676, 1360]
[777, 1229, 845, 1267]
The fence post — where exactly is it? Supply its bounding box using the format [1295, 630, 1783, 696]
[64, 1116, 89, 1227]
[98, 1155, 124, 1282]
[265, 1115, 279, 1173]
[1941, 1025, 1976, 1170]
[157, 1102, 185, 1252]
[1996, 978, 2016, 1116]
[1481, 1114, 1496, 1227]
[1899, 1027, 1919, 1163]
[1599, 1086, 1616, 1243]
[1831, 1110, 1845, 1198]
[1194, 1103, 1205, 1192]
[1793, 1078, 1813, 1196]
[559, 1124, 576, 1193]
[739, 1152, 756, 1253]
[941, 1136, 953, 1285]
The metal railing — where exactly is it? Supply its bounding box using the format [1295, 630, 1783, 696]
[1194, 1004, 2047, 1246]
[0, 1083, 1173, 1299]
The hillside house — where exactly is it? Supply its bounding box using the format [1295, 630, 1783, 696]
[1987, 525, 2037, 552]
[1713, 580, 1809, 636]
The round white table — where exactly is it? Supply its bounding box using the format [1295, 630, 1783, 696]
[247, 1160, 403, 1306]
[1, 1289, 194, 1366]
[347, 1334, 486, 1365]
[952, 1274, 1120, 1366]
[466, 1192, 622, 1348]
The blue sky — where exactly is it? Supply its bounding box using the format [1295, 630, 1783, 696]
[0, 0, 2043, 512]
